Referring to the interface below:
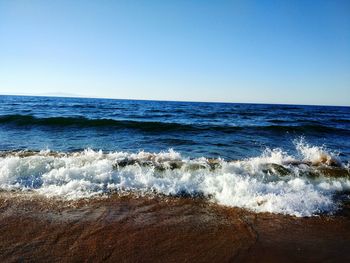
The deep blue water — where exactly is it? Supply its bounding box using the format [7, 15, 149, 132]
[1, 95, 349, 161]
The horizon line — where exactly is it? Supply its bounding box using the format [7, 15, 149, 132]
[0, 92, 349, 108]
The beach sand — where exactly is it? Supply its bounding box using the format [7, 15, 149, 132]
[0, 193, 349, 262]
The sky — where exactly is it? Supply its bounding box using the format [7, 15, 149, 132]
[0, 0, 349, 106]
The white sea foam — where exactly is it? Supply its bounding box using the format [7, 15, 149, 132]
[0, 143, 349, 217]
[297, 142, 343, 169]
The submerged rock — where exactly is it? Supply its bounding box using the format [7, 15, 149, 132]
[207, 159, 221, 170]
[262, 163, 291, 176]
[315, 167, 350, 178]
[185, 163, 207, 171]
[113, 158, 137, 168]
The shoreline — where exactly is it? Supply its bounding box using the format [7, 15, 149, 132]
[0, 193, 349, 262]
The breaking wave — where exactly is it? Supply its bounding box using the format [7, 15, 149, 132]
[0, 139, 349, 217]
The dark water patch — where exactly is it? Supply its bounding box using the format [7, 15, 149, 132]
[267, 119, 325, 125]
[238, 112, 262, 117]
[267, 119, 290, 124]
[260, 124, 350, 134]
[156, 138, 197, 145]
[0, 114, 195, 132]
[0, 114, 243, 133]
[330, 118, 350, 124]
[1, 115, 349, 135]
[70, 104, 98, 109]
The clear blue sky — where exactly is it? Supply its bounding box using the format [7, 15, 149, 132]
[0, 0, 349, 105]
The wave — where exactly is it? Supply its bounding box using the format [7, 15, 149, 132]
[0, 114, 348, 134]
[0, 114, 195, 132]
[0, 140, 349, 217]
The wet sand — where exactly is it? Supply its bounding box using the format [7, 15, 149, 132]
[0, 193, 349, 262]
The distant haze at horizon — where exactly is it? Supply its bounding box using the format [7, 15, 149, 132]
[1, 92, 350, 107]
[1, 0, 349, 106]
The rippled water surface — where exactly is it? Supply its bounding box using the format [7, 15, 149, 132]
[1, 95, 349, 160]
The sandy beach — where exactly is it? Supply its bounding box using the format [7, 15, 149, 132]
[0, 193, 349, 262]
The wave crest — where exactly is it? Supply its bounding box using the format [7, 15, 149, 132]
[0, 114, 348, 134]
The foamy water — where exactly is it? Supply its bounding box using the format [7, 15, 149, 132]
[0, 140, 349, 217]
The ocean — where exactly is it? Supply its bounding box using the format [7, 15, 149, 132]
[0, 95, 349, 217]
